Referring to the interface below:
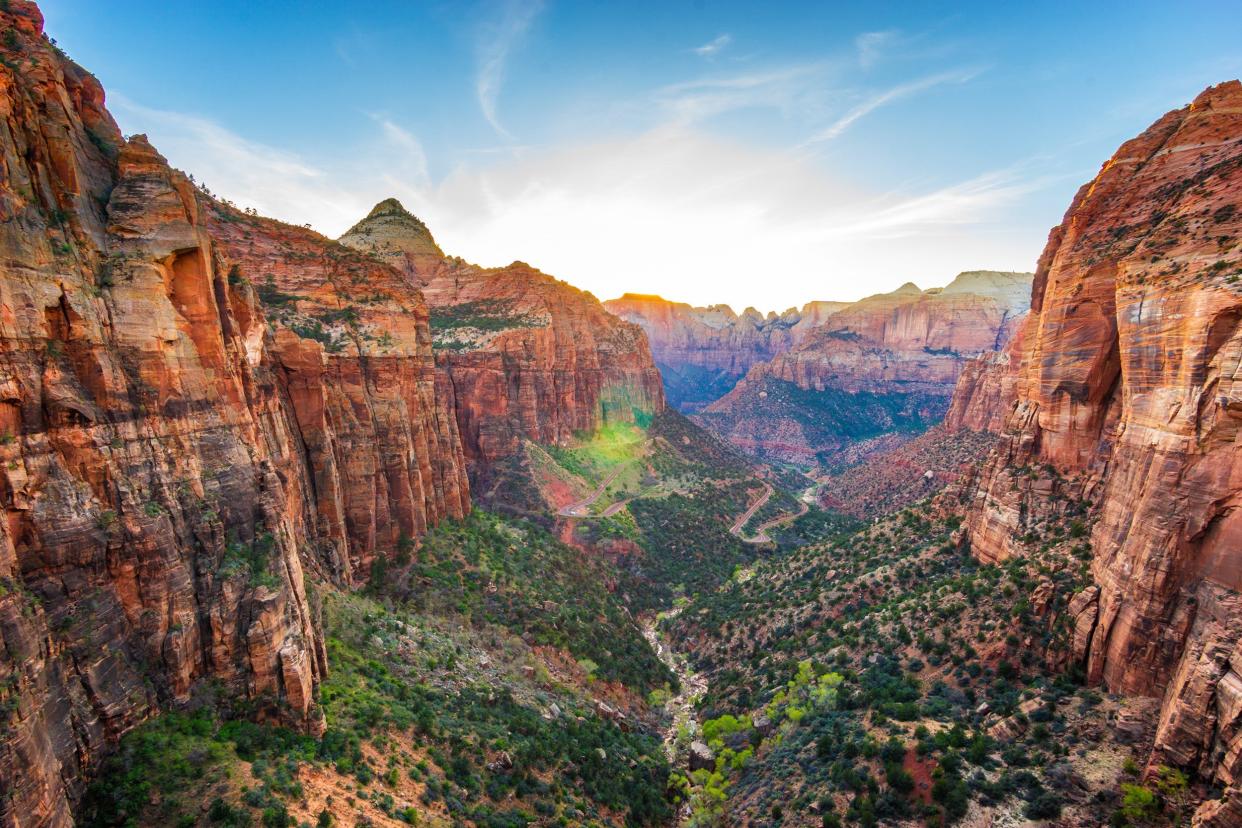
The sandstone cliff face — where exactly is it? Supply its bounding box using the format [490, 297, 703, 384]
[956, 81, 1242, 823]
[0, 5, 468, 824]
[942, 321, 1027, 433]
[602, 293, 849, 412]
[206, 205, 470, 580]
[340, 203, 665, 472]
[698, 271, 1031, 464]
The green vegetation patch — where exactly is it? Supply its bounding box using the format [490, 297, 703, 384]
[390, 511, 672, 693]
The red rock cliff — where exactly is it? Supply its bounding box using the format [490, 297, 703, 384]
[698, 272, 1031, 463]
[206, 205, 470, 581]
[602, 293, 849, 412]
[340, 201, 666, 469]
[0, 4, 468, 824]
[957, 81, 1242, 825]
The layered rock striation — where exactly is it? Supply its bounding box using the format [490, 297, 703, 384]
[340, 202, 665, 472]
[603, 294, 849, 412]
[954, 81, 1242, 824]
[698, 271, 1032, 464]
[0, 4, 469, 823]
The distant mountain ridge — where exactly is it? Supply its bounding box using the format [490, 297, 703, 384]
[604, 293, 849, 411]
[698, 272, 1030, 464]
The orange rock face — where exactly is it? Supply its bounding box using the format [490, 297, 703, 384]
[206, 205, 471, 581]
[0, 5, 467, 823]
[699, 272, 1031, 463]
[340, 202, 665, 471]
[943, 321, 1027, 433]
[603, 294, 847, 412]
[956, 81, 1242, 820]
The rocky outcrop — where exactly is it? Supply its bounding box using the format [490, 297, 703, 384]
[339, 202, 665, 474]
[943, 321, 1027, 433]
[697, 272, 1032, 464]
[206, 206, 470, 580]
[603, 294, 848, 412]
[956, 81, 1242, 821]
[0, 4, 467, 823]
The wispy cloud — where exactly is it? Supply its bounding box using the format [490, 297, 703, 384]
[801, 68, 982, 145]
[654, 62, 833, 124]
[855, 30, 896, 68]
[475, 0, 546, 140]
[818, 167, 1050, 240]
[107, 93, 1053, 309]
[109, 96, 435, 235]
[370, 115, 430, 188]
[692, 33, 732, 58]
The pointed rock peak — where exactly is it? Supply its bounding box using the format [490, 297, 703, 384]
[893, 281, 922, 295]
[339, 197, 444, 258]
[367, 197, 412, 219]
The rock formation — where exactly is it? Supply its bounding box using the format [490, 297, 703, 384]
[697, 271, 1032, 464]
[0, 4, 468, 823]
[603, 294, 848, 412]
[942, 321, 1027, 433]
[206, 205, 471, 580]
[339, 202, 666, 474]
[955, 81, 1242, 824]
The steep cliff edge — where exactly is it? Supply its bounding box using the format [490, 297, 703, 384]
[697, 271, 1032, 465]
[206, 204, 470, 579]
[339, 202, 665, 478]
[0, 4, 469, 824]
[602, 293, 848, 412]
[957, 81, 1242, 825]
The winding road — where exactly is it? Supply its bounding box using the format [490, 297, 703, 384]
[557, 465, 626, 517]
[729, 482, 816, 543]
[728, 482, 773, 537]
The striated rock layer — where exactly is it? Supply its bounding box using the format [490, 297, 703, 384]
[206, 205, 471, 580]
[0, 4, 469, 824]
[602, 293, 848, 412]
[943, 321, 1027, 433]
[955, 81, 1242, 823]
[698, 271, 1032, 464]
[340, 202, 666, 474]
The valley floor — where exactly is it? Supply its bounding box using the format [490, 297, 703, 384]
[76, 416, 1201, 828]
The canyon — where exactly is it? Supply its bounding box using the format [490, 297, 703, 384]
[339, 200, 665, 485]
[690, 271, 1032, 466]
[0, 3, 665, 823]
[604, 294, 848, 412]
[0, 1, 1239, 826]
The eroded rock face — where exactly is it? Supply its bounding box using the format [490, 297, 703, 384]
[0, 4, 466, 823]
[697, 272, 1031, 463]
[956, 81, 1242, 819]
[943, 321, 1027, 433]
[339, 202, 666, 472]
[206, 206, 470, 581]
[602, 294, 848, 412]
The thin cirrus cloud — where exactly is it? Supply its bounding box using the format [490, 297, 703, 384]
[103, 7, 1043, 312]
[800, 67, 984, 145]
[693, 33, 732, 58]
[653, 62, 835, 126]
[474, 0, 546, 140]
[854, 30, 897, 68]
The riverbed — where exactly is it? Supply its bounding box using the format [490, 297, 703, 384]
[641, 606, 707, 763]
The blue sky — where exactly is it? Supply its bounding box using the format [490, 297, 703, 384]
[40, 0, 1242, 310]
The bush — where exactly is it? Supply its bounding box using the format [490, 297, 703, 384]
[1024, 790, 1062, 820]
